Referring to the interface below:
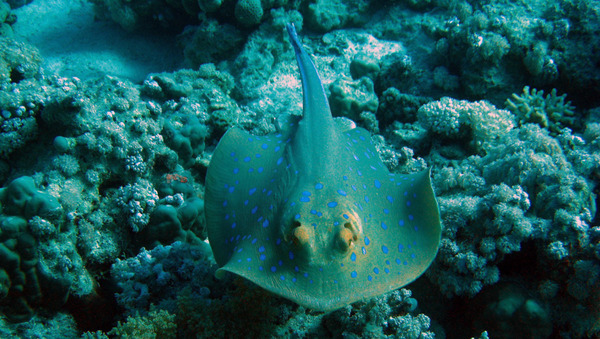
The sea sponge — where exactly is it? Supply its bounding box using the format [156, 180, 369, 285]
[235, 0, 263, 26]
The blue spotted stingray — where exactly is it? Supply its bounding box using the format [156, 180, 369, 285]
[205, 23, 441, 311]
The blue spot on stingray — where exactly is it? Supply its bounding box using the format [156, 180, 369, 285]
[351, 252, 356, 261]
[289, 251, 294, 260]
[337, 189, 347, 196]
[261, 143, 268, 149]
[259, 246, 265, 253]
[243, 156, 251, 162]
[364, 196, 369, 203]
[260, 254, 266, 261]
[387, 196, 394, 203]
[274, 146, 281, 152]
[362, 247, 367, 255]
[343, 214, 349, 219]
[262, 219, 269, 228]
[277, 157, 283, 165]
[327, 201, 338, 208]
[233, 168, 239, 174]
[374, 267, 380, 274]
[300, 196, 310, 202]
[381, 221, 388, 230]
[280, 275, 285, 281]
[315, 183, 323, 190]
[407, 201, 411, 206]
[343, 175, 348, 181]
[258, 167, 264, 173]
[398, 244, 404, 252]
[409, 214, 414, 220]
[230, 152, 235, 157]
[351, 271, 357, 278]
[231, 222, 237, 229]
[251, 238, 257, 244]
[249, 188, 257, 195]
[271, 266, 277, 272]
[374, 179, 381, 188]
[357, 169, 363, 176]
[251, 206, 258, 214]
[365, 236, 370, 245]
[383, 208, 389, 214]
[382, 245, 389, 254]
[385, 268, 390, 274]
[368, 275, 372, 281]
[223, 200, 228, 207]
[399, 220, 405, 227]
[228, 186, 235, 193]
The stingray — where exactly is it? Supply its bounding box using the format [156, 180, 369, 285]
[205, 23, 441, 311]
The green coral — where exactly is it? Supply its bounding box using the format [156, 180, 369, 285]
[108, 309, 176, 339]
[505, 86, 576, 134]
[328, 76, 379, 122]
[234, 0, 263, 26]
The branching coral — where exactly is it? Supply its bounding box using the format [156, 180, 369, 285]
[506, 86, 576, 134]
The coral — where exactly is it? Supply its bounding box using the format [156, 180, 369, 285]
[115, 179, 159, 233]
[89, 0, 195, 31]
[350, 52, 380, 80]
[417, 97, 515, 151]
[0, 176, 72, 322]
[505, 86, 577, 134]
[134, 196, 204, 250]
[0, 39, 43, 159]
[0, 38, 41, 84]
[319, 289, 434, 338]
[468, 283, 552, 339]
[178, 18, 243, 68]
[234, 0, 263, 26]
[377, 87, 430, 124]
[111, 241, 215, 314]
[197, 0, 222, 13]
[108, 309, 176, 338]
[306, 0, 371, 32]
[0, 1, 15, 37]
[0, 176, 62, 220]
[162, 115, 209, 167]
[328, 76, 378, 121]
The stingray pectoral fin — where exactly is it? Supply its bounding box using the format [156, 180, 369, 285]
[205, 127, 290, 267]
[398, 168, 441, 272]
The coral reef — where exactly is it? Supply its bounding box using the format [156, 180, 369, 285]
[0, 0, 598, 337]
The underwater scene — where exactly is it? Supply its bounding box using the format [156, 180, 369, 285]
[0, 0, 599, 338]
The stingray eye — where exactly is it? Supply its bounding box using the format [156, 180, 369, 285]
[335, 222, 359, 253]
[284, 219, 310, 248]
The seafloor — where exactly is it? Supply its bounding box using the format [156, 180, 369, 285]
[0, 0, 599, 338]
